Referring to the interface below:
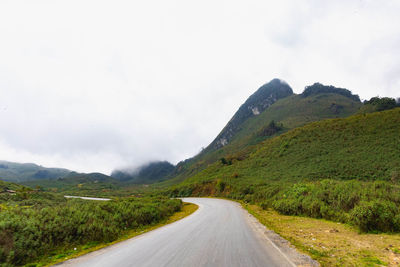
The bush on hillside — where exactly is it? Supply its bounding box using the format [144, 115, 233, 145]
[220, 157, 232, 165]
[257, 120, 283, 137]
[364, 97, 397, 111]
[302, 83, 360, 102]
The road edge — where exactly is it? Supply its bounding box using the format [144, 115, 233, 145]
[242, 203, 320, 267]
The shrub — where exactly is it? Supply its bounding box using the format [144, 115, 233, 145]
[0, 197, 182, 265]
[216, 179, 226, 193]
[350, 200, 399, 232]
[365, 97, 397, 111]
[220, 158, 232, 165]
[273, 199, 301, 215]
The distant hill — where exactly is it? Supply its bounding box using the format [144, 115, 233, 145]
[62, 172, 118, 183]
[0, 160, 71, 182]
[112, 161, 175, 184]
[168, 80, 362, 183]
[22, 172, 120, 193]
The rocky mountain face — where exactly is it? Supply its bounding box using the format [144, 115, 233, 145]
[209, 78, 293, 150]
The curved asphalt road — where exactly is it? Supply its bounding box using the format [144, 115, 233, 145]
[59, 198, 295, 267]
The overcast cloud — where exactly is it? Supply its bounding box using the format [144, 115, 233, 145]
[0, 0, 399, 174]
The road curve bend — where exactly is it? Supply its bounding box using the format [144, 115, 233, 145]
[58, 198, 297, 267]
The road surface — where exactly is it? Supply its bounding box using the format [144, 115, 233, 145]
[59, 198, 297, 267]
[64, 196, 111, 201]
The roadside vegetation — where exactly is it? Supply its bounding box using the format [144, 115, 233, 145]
[0, 186, 182, 266]
[246, 204, 400, 266]
[39, 202, 198, 267]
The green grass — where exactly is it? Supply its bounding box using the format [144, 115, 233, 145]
[245, 204, 400, 266]
[0, 193, 182, 266]
[182, 108, 400, 183]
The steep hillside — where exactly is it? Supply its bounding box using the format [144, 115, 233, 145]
[184, 108, 400, 184]
[207, 78, 293, 151]
[0, 160, 71, 182]
[112, 161, 175, 184]
[169, 108, 400, 232]
[169, 81, 362, 183]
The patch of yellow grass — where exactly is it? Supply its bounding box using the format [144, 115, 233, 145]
[245, 204, 400, 267]
[39, 202, 198, 267]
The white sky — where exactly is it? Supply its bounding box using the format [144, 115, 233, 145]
[0, 0, 399, 174]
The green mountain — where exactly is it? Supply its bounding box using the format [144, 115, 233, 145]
[112, 161, 175, 184]
[180, 108, 400, 185]
[169, 80, 362, 183]
[159, 81, 400, 232]
[0, 160, 71, 182]
[169, 108, 400, 232]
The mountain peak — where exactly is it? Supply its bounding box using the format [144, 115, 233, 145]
[269, 78, 289, 86]
[210, 79, 293, 150]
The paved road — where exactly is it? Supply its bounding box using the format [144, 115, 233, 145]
[59, 198, 295, 267]
[64, 196, 111, 201]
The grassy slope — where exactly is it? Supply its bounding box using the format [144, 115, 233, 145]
[182, 107, 400, 185]
[217, 93, 361, 155]
[166, 93, 362, 185]
[167, 108, 400, 235]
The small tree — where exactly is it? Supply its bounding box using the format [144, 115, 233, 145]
[366, 97, 397, 111]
